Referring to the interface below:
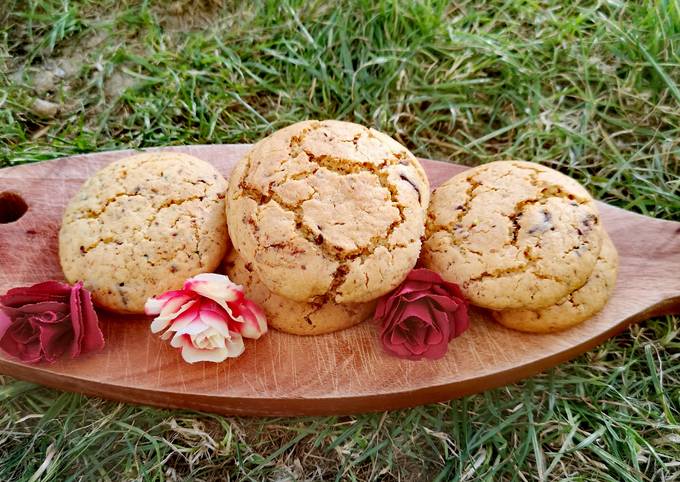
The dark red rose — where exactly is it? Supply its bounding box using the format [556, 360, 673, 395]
[374, 269, 469, 361]
[0, 281, 104, 363]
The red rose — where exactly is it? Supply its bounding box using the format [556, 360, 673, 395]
[0, 281, 104, 363]
[374, 269, 469, 360]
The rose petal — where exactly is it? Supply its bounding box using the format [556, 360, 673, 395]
[381, 301, 435, 358]
[406, 268, 446, 284]
[421, 340, 449, 360]
[198, 299, 224, 315]
[374, 297, 389, 320]
[197, 306, 231, 338]
[452, 308, 470, 338]
[403, 322, 429, 354]
[144, 290, 194, 316]
[143, 296, 167, 316]
[197, 329, 227, 349]
[381, 338, 417, 359]
[388, 324, 409, 346]
[179, 332, 245, 363]
[427, 309, 450, 344]
[0, 310, 10, 340]
[10, 301, 70, 316]
[398, 291, 429, 303]
[424, 323, 445, 347]
[14, 340, 43, 363]
[378, 298, 398, 318]
[144, 289, 186, 313]
[425, 294, 464, 313]
[233, 300, 267, 339]
[184, 273, 244, 307]
[430, 284, 448, 297]
[181, 345, 229, 364]
[31, 312, 60, 324]
[174, 319, 210, 337]
[161, 303, 200, 334]
[170, 332, 191, 348]
[0, 319, 41, 363]
[69, 283, 84, 356]
[398, 302, 435, 325]
[158, 294, 196, 318]
[445, 281, 466, 297]
[223, 331, 245, 357]
[390, 280, 432, 298]
[150, 299, 198, 334]
[7, 319, 40, 344]
[38, 321, 72, 362]
[171, 332, 187, 348]
[378, 302, 407, 337]
[71, 283, 105, 356]
[0, 281, 72, 307]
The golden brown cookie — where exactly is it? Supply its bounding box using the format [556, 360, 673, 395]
[492, 232, 618, 332]
[422, 161, 603, 310]
[59, 151, 229, 314]
[227, 120, 430, 304]
[224, 250, 375, 336]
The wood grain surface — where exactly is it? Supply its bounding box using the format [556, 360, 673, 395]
[1, 145, 679, 416]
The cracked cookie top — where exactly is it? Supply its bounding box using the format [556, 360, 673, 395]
[422, 161, 603, 310]
[492, 232, 618, 333]
[226, 120, 430, 304]
[224, 250, 375, 335]
[59, 152, 229, 314]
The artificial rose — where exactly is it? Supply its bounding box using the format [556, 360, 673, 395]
[146, 273, 267, 363]
[374, 269, 469, 361]
[0, 281, 105, 363]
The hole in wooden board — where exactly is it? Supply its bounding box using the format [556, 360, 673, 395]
[0, 191, 28, 223]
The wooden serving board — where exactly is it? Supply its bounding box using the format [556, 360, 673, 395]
[1, 145, 679, 416]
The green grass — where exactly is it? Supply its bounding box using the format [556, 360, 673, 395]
[1, 0, 679, 480]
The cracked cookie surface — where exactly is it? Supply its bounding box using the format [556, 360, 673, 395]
[59, 152, 228, 313]
[224, 250, 376, 335]
[227, 120, 430, 303]
[492, 232, 618, 332]
[422, 160, 603, 310]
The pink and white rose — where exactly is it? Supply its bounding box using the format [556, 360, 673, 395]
[145, 273, 267, 363]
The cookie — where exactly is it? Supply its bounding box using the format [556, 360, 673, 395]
[226, 120, 430, 304]
[224, 250, 376, 335]
[59, 151, 229, 314]
[492, 232, 618, 333]
[422, 160, 603, 310]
